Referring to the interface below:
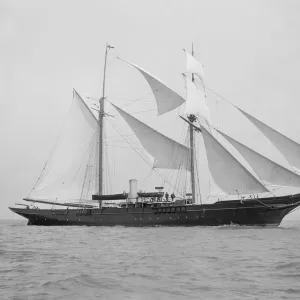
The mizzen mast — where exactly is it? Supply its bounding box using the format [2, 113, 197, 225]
[99, 44, 114, 207]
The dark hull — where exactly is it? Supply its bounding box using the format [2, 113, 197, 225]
[9, 194, 300, 227]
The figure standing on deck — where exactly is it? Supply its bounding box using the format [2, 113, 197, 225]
[165, 192, 169, 201]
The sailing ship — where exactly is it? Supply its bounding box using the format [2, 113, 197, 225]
[10, 44, 300, 226]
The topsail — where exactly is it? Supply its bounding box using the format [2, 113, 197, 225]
[184, 49, 204, 83]
[119, 58, 185, 116]
[184, 76, 210, 123]
[239, 108, 300, 170]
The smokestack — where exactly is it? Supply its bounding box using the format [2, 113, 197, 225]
[129, 179, 138, 200]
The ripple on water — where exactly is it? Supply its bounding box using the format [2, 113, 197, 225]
[1, 220, 300, 300]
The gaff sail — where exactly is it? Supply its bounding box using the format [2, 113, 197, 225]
[30, 90, 99, 201]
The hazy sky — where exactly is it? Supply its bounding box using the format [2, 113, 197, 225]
[1, 0, 300, 220]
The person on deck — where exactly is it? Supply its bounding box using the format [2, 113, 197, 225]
[171, 192, 175, 201]
[165, 192, 169, 201]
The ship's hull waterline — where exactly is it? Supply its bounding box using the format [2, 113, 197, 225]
[10, 195, 300, 227]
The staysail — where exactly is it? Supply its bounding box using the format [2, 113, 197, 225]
[218, 129, 300, 187]
[30, 90, 99, 200]
[201, 126, 268, 194]
[239, 108, 300, 170]
[184, 76, 210, 123]
[184, 49, 204, 83]
[112, 104, 191, 170]
[118, 57, 185, 115]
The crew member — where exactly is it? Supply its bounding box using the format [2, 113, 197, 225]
[165, 192, 169, 201]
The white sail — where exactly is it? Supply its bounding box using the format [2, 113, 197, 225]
[184, 77, 211, 122]
[184, 49, 204, 83]
[218, 130, 300, 187]
[113, 104, 191, 170]
[201, 126, 268, 194]
[30, 90, 99, 200]
[118, 57, 185, 115]
[239, 108, 300, 170]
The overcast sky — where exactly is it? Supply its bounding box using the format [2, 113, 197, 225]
[1, 0, 300, 220]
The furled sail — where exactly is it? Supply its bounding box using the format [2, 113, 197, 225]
[201, 126, 268, 194]
[118, 57, 185, 115]
[30, 90, 99, 200]
[239, 108, 300, 170]
[218, 130, 300, 187]
[184, 49, 204, 83]
[184, 76, 211, 123]
[113, 104, 191, 170]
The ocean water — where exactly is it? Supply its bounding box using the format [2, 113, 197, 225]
[1, 219, 300, 300]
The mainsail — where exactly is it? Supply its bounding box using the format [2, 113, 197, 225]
[30, 90, 99, 201]
[118, 57, 185, 115]
[184, 76, 210, 123]
[201, 126, 268, 194]
[112, 104, 191, 170]
[239, 108, 300, 170]
[218, 130, 300, 187]
[184, 49, 204, 83]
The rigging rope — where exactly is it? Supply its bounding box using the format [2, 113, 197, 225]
[106, 88, 161, 114]
[162, 115, 190, 194]
[206, 87, 235, 108]
[105, 117, 185, 197]
[66, 130, 98, 201]
[194, 138, 202, 204]
[109, 108, 157, 117]
[28, 103, 75, 197]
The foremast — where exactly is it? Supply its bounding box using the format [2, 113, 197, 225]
[99, 44, 113, 208]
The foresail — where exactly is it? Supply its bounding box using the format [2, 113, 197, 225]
[113, 104, 191, 170]
[184, 77, 210, 123]
[30, 90, 99, 201]
[184, 49, 204, 83]
[118, 57, 185, 115]
[201, 126, 268, 194]
[239, 108, 300, 169]
[218, 130, 300, 187]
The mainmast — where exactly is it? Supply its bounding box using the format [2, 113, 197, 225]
[98, 44, 113, 208]
[188, 42, 197, 204]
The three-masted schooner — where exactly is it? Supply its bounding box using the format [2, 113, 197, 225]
[10, 44, 300, 226]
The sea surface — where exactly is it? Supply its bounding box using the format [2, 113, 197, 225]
[1, 219, 300, 300]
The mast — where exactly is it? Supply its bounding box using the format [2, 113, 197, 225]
[188, 42, 196, 204]
[191, 43, 194, 82]
[98, 44, 113, 208]
[188, 116, 196, 204]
